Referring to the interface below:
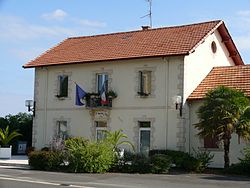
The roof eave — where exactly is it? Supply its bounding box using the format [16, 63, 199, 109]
[217, 22, 244, 66]
[23, 53, 188, 69]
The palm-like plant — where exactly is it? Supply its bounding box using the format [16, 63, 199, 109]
[105, 129, 135, 152]
[0, 126, 22, 147]
[195, 86, 250, 168]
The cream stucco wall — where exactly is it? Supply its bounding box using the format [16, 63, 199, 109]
[183, 30, 235, 103]
[33, 57, 184, 151]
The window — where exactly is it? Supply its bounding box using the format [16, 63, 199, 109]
[96, 74, 108, 93]
[139, 121, 151, 154]
[211, 41, 217, 54]
[56, 121, 68, 139]
[204, 136, 219, 148]
[58, 75, 68, 97]
[138, 71, 151, 96]
[95, 121, 107, 141]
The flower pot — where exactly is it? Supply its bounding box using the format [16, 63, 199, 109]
[0, 145, 12, 159]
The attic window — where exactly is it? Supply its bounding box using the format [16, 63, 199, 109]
[211, 41, 217, 53]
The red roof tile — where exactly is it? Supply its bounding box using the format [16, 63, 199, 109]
[188, 65, 250, 100]
[23, 20, 243, 68]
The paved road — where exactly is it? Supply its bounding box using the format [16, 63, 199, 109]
[0, 167, 249, 188]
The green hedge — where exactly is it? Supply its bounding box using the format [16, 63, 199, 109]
[150, 154, 172, 173]
[28, 151, 65, 171]
[113, 151, 172, 174]
[149, 149, 213, 172]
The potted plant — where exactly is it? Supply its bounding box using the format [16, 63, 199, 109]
[107, 90, 117, 99]
[0, 126, 22, 158]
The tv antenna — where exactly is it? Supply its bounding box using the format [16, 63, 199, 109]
[141, 0, 153, 28]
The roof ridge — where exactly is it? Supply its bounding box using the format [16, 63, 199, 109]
[67, 20, 222, 40]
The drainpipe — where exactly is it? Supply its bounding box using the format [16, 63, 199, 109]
[43, 67, 49, 145]
[188, 102, 191, 154]
[163, 57, 170, 149]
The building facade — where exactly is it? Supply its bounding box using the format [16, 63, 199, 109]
[24, 20, 248, 167]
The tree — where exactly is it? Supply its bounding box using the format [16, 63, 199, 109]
[195, 86, 250, 168]
[0, 113, 33, 153]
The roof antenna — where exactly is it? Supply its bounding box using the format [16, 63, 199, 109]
[141, 0, 153, 28]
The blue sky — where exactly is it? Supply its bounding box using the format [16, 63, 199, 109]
[1, 0, 250, 117]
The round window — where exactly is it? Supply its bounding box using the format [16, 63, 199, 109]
[211, 41, 217, 53]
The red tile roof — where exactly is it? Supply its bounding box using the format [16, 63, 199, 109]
[23, 20, 243, 68]
[188, 65, 250, 100]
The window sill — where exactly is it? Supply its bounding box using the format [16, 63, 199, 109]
[136, 92, 155, 98]
[55, 96, 68, 100]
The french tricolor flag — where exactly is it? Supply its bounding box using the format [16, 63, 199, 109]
[100, 82, 108, 105]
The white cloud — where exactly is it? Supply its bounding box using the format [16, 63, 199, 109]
[41, 9, 68, 21]
[73, 18, 107, 27]
[0, 15, 76, 41]
[41, 9, 106, 27]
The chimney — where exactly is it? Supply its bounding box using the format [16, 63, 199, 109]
[141, 26, 151, 30]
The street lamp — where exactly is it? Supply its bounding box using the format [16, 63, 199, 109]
[25, 100, 36, 116]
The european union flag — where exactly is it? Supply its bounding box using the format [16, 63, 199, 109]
[75, 84, 86, 106]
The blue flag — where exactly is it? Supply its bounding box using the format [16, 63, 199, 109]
[75, 84, 86, 106]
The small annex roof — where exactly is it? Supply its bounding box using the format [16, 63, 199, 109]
[188, 65, 250, 100]
[23, 20, 244, 68]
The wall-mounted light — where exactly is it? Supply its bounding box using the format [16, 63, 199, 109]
[25, 100, 36, 116]
[173, 95, 182, 117]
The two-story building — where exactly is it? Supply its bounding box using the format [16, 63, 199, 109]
[23, 20, 249, 167]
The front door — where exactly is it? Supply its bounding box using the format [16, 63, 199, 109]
[139, 128, 150, 155]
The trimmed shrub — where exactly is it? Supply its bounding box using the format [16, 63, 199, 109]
[149, 149, 192, 169]
[65, 137, 115, 173]
[150, 154, 172, 174]
[131, 153, 151, 173]
[149, 149, 212, 172]
[28, 151, 65, 171]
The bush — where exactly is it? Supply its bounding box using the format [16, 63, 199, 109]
[131, 153, 151, 173]
[65, 137, 115, 173]
[226, 146, 250, 175]
[114, 152, 172, 174]
[111, 150, 136, 173]
[26, 146, 35, 155]
[226, 163, 250, 175]
[239, 146, 250, 164]
[149, 149, 192, 169]
[150, 154, 172, 174]
[149, 149, 212, 172]
[28, 151, 65, 171]
[191, 149, 214, 172]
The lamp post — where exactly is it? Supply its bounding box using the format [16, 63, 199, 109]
[25, 100, 36, 116]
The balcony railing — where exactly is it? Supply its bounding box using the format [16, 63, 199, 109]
[85, 96, 113, 108]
